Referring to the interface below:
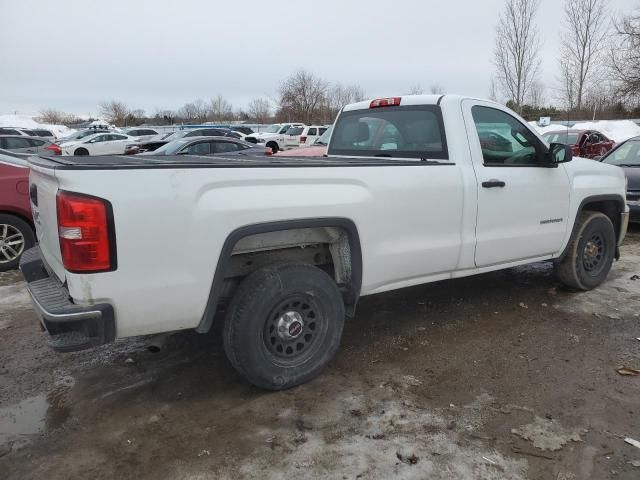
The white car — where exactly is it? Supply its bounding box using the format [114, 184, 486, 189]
[60, 133, 140, 156]
[22, 94, 629, 391]
[122, 128, 160, 142]
[244, 123, 305, 153]
[284, 125, 329, 149]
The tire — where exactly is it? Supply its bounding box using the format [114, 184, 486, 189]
[0, 214, 35, 272]
[74, 148, 89, 156]
[223, 264, 345, 390]
[556, 211, 616, 290]
[266, 142, 279, 154]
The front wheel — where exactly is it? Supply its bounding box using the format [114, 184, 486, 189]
[556, 211, 616, 290]
[266, 142, 279, 154]
[0, 214, 35, 272]
[223, 264, 345, 390]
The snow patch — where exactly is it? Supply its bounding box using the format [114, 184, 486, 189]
[530, 119, 640, 143]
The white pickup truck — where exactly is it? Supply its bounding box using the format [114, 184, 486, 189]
[21, 95, 629, 390]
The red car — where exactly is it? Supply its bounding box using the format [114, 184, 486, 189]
[0, 149, 35, 271]
[543, 130, 615, 159]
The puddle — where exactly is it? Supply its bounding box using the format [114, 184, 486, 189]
[0, 384, 72, 450]
[0, 394, 48, 447]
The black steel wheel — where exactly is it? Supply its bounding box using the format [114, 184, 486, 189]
[223, 264, 344, 390]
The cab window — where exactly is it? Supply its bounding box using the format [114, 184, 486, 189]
[471, 106, 546, 166]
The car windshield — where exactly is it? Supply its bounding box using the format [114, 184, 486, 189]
[328, 106, 447, 159]
[602, 140, 640, 166]
[263, 125, 281, 134]
[152, 139, 191, 155]
[314, 127, 332, 145]
[544, 132, 579, 145]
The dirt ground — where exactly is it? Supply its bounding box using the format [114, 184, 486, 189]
[1, 228, 640, 480]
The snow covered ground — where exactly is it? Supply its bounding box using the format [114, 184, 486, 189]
[530, 119, 640, 143]
[0, 114, 75, 139]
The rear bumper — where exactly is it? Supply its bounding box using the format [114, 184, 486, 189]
[19, 246, 115, 352]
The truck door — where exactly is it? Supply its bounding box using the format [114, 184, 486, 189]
[462, 100, 571, 267]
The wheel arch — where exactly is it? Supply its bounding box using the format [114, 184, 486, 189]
[196, 217, 363, 333]
[557, 194, 626, 262]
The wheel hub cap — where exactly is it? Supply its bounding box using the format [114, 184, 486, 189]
[276, 311, 304, 340]
[0, 224, 25, 264]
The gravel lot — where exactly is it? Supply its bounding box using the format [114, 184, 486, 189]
[1, 227, 640, 480]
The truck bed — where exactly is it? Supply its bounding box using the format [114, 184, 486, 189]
[28, 154, 436, 170]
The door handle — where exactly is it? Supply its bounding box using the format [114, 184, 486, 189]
[482, 179, 506, 188]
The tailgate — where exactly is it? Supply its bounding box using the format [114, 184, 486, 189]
[29, 162, 66, 282]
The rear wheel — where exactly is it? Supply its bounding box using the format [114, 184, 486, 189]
[266, 142, 279, 154]
[0, 214, 35, 272]
[556, 211, 616, 290]
[223, 264, 345, 390]
[74, 148, 89, 156]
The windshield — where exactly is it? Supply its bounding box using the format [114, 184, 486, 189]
[314, 127, 332, 145]
[161, 131, 188, 142]
[263, 125, 281, 134]
[328, 106, 447, 159]
[602, 140, 640, 166]
[152, 139, 191, 155]
[543, 132, 579, 145]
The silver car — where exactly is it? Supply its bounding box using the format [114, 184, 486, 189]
[0, 135, 60, 155]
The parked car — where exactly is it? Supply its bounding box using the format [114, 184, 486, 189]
[21, 95, 628, 391]
[600, 135, 640, 222]
[0, 149, 34, 271]
[123, 127, 159, 142]
[127, 129, 238, 154]
[284, 125, 328, 149]
[275, 126, 331, 157]
[244, 123, 305, 153]
[28, 129, 56, 140]
[56, 129, 111, 145]
[59, 132, 140, 156]
[140, 136, 272, 156]
[0, 127, 28, 136]
[0, 135, 61, 155]
[543, 130, 615, 159]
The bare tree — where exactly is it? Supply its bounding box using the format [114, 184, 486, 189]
[558, 0, 609, 113]
[611, 7, 640, 101]
[488, 77, 499, 102]
[37, 109, 80, 125]
[209, 95, 233, 121]
[98, 100, 131, 126]
[326, 83, 366, 118]
[527, 80, 546, 107]
[429, 85, 444, 95]
[247, 98, 272, 123]
[406, 84, 425, 95]
[494, 0, 542, 113]
[178, 102, 198, 121]
[279, 70, 329, 124]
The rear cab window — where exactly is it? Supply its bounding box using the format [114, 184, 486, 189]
[328, 105, 448, 160]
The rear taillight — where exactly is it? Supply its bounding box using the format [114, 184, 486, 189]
[370, 97, 402, 108]
[299, 136, 307, 144]
[45, 144, 62, 155]
[56, 191, 115, 273]
[265, 147, 273, 156]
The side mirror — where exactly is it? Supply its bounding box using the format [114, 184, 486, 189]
[549, 142, 572, 164]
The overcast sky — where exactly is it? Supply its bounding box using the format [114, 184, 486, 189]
[0, 0, 633, 117]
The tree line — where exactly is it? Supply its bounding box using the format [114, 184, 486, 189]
[38, 0, 640, 127]
[493, 0, 640, 119]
